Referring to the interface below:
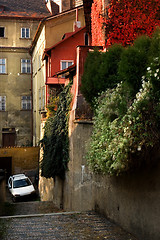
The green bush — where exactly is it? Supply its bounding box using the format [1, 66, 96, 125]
[86, 31, 160, 176]
[118, 35, 151, 98]
[81, 45, 124, 108]
[81, 34, 157, 107]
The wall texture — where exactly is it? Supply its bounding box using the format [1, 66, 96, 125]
[0, 176, 6, 203]
[0, 147, 39, 183]
[48, 119, 160, 240]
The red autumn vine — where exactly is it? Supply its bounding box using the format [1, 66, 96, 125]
[91, 0, 106, 46]
[91, 0, 160, 47]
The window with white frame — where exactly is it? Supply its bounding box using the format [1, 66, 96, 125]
[0, 58, 6, 74]
[21, 28, 30, 38]
[60, 60, 74, 78]
[21, 59, 31, 73]
[0, 96, 6, 111]
[0, 27, 5, 37]
[21, 96, 31, 110]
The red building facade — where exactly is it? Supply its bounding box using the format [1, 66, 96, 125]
[43, 27, 90, 101]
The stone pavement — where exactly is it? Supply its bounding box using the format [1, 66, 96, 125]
[0, 211, 138, 240]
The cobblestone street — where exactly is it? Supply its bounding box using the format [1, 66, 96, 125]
[0, 199, 138, 240]
[0, 191, 138, 240]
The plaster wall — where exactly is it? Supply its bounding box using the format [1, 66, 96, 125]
[0, 19, 39, 48]
[45, 8, 85, 48]
[39, 176, 55, 201]
[0, 147, 39, 181]
[0, 49, 32, 146]
[0, 18, 40, 147]
[50, 28, 87, 77]
[62, 120, 160, 240]
[32, 26, 46, 146]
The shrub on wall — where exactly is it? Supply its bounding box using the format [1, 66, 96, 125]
[86, 32, 160, 176]
[118, 35, 152, 98]
[81, 35, 153, 108]
[40, 82, 72, 179]
[81, 44, 124, 107]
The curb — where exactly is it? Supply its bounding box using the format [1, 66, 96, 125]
[0, 211, 81, 219]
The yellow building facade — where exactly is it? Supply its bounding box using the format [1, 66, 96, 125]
[0, 1, 50, 147]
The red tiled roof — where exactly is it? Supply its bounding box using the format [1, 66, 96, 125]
[0, 0, 51, 19]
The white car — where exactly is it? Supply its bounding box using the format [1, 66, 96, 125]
[8, 174, 36, 202]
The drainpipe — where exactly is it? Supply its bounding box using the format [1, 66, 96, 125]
[76, 7, 78, 22]
[44, 53, 50, 105]
[30, 56, 33, 146]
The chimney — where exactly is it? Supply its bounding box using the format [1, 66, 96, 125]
[73, 8, 81, 31]
[53, 0, 62, 13]
[45, 0, 52, 14]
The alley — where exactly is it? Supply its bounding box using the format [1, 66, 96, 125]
[0, 205, 138, 240]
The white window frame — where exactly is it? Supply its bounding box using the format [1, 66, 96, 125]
[0, 96, 6, 111]
[21, 28, 30, 38]
[0, 27, 5, 37]
[21, 59, 31, 73]
[0, 58, 6, 74]
[60, 60, 74, 78]
[21, 96, 31, 110]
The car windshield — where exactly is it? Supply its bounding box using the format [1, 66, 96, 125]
[13, 178, 31, 188]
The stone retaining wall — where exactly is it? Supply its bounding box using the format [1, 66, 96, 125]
[39, 119, 160, 240]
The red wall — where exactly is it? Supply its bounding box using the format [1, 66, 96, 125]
[50, 28, 87, 77]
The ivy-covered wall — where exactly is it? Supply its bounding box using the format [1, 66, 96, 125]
[91, 0, 160, 47]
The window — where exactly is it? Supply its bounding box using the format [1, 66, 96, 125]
[85, 33, 89, 46]
[60, 60, 74, 78]
[21, 96, 31, 110]
[21, 59, 31, 73]
[0, 96, 6, 111]
[38, 55, 41, 70]
[21, 28, 30, 38]
[0, 27, 5, 37]
[0, 58, 6, 73]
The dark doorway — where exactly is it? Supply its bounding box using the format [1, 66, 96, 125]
[2, 128, 16, 147]
[0, 157, 12, 180]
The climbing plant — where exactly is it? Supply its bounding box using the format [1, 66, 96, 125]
[40, 82, 72, 179]
[106, 0, 160, 47]
[91, 0, 160, 47]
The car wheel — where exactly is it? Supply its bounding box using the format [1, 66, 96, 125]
[12, 196, 16, 203]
